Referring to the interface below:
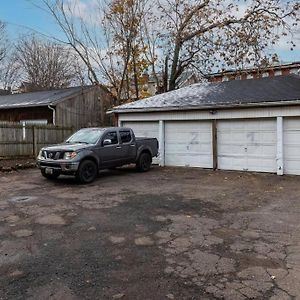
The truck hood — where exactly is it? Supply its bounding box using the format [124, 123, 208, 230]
[43, 143, 92, 152]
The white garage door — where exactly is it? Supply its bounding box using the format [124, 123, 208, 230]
[284, 118, 300, 175]
[218, 119, 277, 173]
[165, 121, 213, 168]
[122, 121, 160, 164]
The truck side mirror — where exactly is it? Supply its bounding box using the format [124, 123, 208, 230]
[103, 139, 112, 146]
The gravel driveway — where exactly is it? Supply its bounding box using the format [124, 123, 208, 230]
[0, 167, 300, 300]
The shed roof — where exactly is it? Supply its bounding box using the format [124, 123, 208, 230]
[112, 75, 300, 113]
[0, 86, 94, 109]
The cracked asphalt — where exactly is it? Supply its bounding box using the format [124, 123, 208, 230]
[1, 166, 300, 299]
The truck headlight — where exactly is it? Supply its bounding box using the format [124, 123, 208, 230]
[64, 152, 77, 160]
[38, 150, 44, 160]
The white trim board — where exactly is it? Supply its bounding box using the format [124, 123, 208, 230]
[118, 105, 300, 122]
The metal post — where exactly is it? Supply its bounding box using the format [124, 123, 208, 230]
[276, 116, 284, 175]
[33, 126, 38, 158]
[159, 120, 165, 167]
[212, 119, 218, 170]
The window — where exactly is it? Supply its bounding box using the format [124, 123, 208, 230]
[66, 128, 104, 144]
[20, 119, 48, 125]
[103, 131, 118, 145]
[120, 131, 132, 143]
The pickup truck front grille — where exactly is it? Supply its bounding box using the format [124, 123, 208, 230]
[43, 151, 64, 160]
[39, 162, 62, 169]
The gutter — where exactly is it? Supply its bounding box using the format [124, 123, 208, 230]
[48, 105, 56, 125]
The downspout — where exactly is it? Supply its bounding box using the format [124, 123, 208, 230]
[48, 105, 56, 125]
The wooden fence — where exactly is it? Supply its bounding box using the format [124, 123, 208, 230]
[0, 122, 74, 158]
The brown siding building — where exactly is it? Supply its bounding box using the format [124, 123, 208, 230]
[0, 85, 114, 129]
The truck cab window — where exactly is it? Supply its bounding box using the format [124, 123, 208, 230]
[103, 131, 118, 145]
[120, 131, 132, 143]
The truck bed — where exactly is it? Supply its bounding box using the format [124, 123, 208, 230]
[135, 137, 159, 158]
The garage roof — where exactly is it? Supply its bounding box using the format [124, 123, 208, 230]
[0, 86, 93, 109]
[112, 75, 300, 113]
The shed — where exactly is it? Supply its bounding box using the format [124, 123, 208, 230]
[111, 75, 300, 175]
[0, 85, 114, 129]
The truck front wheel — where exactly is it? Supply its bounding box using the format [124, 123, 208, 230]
[136, 152, 152, 172]
[76, 160, 98, 184]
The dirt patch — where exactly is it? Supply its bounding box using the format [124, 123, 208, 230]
[0, 158, 36, 172]
[35, 214, 66, 225]
[11, 229, 33, 238]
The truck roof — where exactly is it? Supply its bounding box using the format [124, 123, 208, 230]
[79, 127, 132, 131]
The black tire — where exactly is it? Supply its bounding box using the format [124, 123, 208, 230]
[76, 160, 98, 184]
[41, 169, 60, 180]
[136, 152, 152, 172]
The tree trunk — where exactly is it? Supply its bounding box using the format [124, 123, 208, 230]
[163, 55, 169, 93]
[169, 40, 182, 91]
[132, 50, 139, 100]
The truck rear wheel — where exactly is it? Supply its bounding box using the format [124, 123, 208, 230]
[136, 152, 152, 172]
[76, 160, 98, 184]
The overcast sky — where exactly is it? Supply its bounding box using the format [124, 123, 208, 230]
[0, 0, 299, 64]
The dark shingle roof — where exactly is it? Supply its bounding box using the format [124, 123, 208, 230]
[112, 75, 300, 113]
[0, 86, 93, 109]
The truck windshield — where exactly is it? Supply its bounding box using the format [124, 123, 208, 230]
[66, 129, 104, 144]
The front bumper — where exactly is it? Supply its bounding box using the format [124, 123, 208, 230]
[37, 159, 80, 173]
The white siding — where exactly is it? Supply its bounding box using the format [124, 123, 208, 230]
[164, 121, 213, 168]
[283, 118, 300, 175]
[217, 119, 277, 172]
[118, 105, 300, 122]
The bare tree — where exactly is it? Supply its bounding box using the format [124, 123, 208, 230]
[40, 0, 150, 103]
[0, 21, 7, 62]
[0, 57, 21, 91]
[15, 36, 80, 91]
[152, 0, 300, 90]
[41, 0, 299, 98]
[0, 21, 18, 91]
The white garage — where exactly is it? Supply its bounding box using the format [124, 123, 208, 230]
[112, 75, 300, 175]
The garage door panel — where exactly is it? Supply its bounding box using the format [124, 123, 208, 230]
[165, 121, 213, 168]
[284, 145, 300, 156]
[284, 160, 300, 175]
[218, 119, 277, 173]
[284, 132, 300, 144]
[284, 118, 300, 175]
[218, 156, 245, 171]
[247, 160, 275, 172]
[218, 144, 245, 154]
[165, 144, 203, 153]
[165, 134, 210, 143]
[284, 119, 300, 129]
[218, 132, 245, 142]
[247, 144, 276, 156]
[166, 154, 213, 168]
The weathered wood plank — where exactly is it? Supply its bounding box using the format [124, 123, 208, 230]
[0, 123, 74, 158]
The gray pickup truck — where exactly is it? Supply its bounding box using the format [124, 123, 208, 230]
[36, 127, 159, 184]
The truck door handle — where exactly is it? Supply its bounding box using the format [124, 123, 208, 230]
[130, 144, 136, 147]
[116, 146, 122, 149]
